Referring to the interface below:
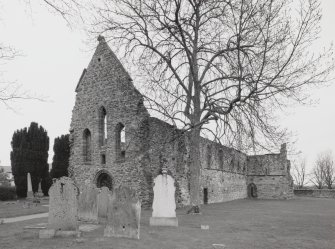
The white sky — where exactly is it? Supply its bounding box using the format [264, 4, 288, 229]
[0, 0, 334, 174]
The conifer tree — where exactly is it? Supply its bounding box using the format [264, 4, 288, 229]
[10, 127, 29, 197]
[10, 122, 49, 197]
[26, 122, 49, 192]
[50, 134, 70, 179]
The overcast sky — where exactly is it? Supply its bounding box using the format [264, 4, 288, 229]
[0, 0, 334, 173]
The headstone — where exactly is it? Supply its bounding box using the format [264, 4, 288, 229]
[78, 184, 99, 222]
[27, 173, 33, 198]
[104, 186, 141, 239]
[48, 177, 78, 231]
[149, 168, 178, 226]
[97, 187, 110, 223]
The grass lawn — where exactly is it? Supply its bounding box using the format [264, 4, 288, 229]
[0, 199, 49, 218]
[0, 197, 334, 249]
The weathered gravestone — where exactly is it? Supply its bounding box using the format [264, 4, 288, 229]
[104, 186, 141, 239]
[48, 177, 79, 231]
[150, 167, 178, 226]
[97, 186, 110, 223]
[78, 184, 99, 222]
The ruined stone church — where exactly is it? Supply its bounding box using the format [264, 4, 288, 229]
[69, 36, 293, 208]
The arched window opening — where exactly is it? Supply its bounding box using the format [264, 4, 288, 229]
[83, 129, 92, 163]
[243, 163, 247, 173]
[115, 123, 126, 159]
[101, 154, 106, 165]
[99, 107, 107, 146]
[136, 99, 144, 114]
[230, 159, 234, 171]
[121, 126, 125, 143]
[218, 149, 223, 170]
[206, 145, 211, 169]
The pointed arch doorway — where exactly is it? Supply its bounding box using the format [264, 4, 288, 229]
[94, 170, 113, 190]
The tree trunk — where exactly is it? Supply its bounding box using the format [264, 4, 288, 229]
[188, 127, 201, 213]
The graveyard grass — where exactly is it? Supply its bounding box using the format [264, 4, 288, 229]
[0, 199, 49, 218]
[0, 197, 334, 249]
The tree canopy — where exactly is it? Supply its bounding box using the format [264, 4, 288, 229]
[10, 122, 49, 197]
[50, 134, 70, 179]
[86, 0, 333, 211]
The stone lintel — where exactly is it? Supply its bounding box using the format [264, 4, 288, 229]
[149, 217, 178, 227]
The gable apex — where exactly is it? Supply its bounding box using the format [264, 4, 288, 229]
[75, 36, 133, 92]
[91, 35, 132, 81]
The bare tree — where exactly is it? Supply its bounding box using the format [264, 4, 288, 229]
[292, 158, 307, 189]
[0, 44, 27, 109]
[310, 153, 327, 189]
[83, 0, 333, 212]
[320, 151, 334, 189]
[0, 0, 80, 108]
[20, 0, 84, 25]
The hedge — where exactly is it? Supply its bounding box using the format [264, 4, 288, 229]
[0, 186, 17, 201]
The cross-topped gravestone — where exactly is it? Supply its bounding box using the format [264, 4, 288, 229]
[150, 167, 178, 226]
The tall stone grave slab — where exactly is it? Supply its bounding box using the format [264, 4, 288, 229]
[104, 186, 141, 239]
[150, 168, 178, 226]
[97, 186, 110, 223]
[78, 184, 99, 222]
[27, 173, 33, 197]
[48, 177, 78, 231]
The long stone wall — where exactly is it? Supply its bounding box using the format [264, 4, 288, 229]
[294, 189, 335, 198]
[247, 175, 293, 199]
[201, 169, 247, 203]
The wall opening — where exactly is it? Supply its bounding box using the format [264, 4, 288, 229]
[95, 171, 113, 190]
[203, 188, 208, 204]
[218, 149, 223, 170]
[247, 183, 258, 198]
[206, 145, 211, 169]
[83, 129, 92, 163]
[99, 106, 107, 146]
[101, 154, 106, 164]
[115, 123, 126, 159]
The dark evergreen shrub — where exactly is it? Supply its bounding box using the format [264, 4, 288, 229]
[0, 186, 17, 201]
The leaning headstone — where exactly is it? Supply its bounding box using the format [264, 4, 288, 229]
[149, 167, 178, 226]
[47, 177, 78, 231]
[97, 187, 110, 223]
[104, 186, 141, 239]
[78, 184, 99, 222]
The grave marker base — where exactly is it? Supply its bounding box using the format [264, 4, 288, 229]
[149, 217, 178, 227]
